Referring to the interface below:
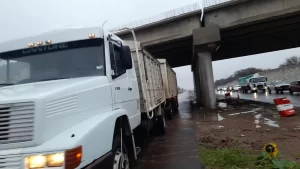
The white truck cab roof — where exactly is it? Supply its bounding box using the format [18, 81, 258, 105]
[0, 27, 106, 53]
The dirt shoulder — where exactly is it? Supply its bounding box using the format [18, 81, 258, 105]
[196, 100, 300, 163]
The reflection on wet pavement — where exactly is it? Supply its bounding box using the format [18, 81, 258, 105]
[217, 91, 300, 107]
[132, 92, 204, 169]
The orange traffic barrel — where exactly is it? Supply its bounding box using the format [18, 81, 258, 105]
[273, 98, 295, 117]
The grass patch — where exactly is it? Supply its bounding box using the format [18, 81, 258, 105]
[199, 147, 300, 169]
[199, 147, 256, 169]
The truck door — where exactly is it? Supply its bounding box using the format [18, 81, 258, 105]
[109, 42, 138, 119]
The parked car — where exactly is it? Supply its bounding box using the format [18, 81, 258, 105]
[223, 86, 228, 91]
[233, 85, 241, 92]
[268, 81, 290, 94]
[217, 86, 222, 91]
[289, 80, 300, 95]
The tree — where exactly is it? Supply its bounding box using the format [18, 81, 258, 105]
[279, 56, 300, 68]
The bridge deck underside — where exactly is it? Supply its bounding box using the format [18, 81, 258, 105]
[145, 12, 300, 68]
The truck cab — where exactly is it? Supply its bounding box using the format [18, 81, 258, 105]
[247, 76, 268, 93]
[0, 27, 142, 169]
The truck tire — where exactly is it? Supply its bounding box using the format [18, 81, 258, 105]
[165, 103, 173, 120]
[166, 110, 173, 120]
[276, 89, 279, 94]
[155, 115, 166, 136]
[172, 99, 179, 113]
[112, 135, 130, 169]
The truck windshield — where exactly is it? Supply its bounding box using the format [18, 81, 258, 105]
[0, 38, 105, 86]
[252, 77, 266, 83]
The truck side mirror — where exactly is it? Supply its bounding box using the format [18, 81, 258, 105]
[122, 46, 133, 69]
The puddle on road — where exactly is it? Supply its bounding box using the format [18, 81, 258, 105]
[201, 113, 226, 122]
[253, 112, 280, 128]
[294, 123, 300, 130]
[264, 118, 279, 127]
[201, 106, 282, 129]
[228, 108, 262, 116]
[226, 107, 280, 128]
[218, 114, 225, 121]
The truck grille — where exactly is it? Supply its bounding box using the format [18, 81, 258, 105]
[0, 102, 34, 144]
[0, 154, 21, 169]
[257, 85, 264, 88]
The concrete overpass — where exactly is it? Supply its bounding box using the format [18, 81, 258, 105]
[114, 0, 300, 108]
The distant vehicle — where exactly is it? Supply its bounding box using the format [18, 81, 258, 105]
[268, 81, 290, 94]
[222, 86, 228, 91]
[217, 86, 222, 91]
[227, 86, 233, 91]
[233, 85, 241, 92]
[289, 80, 300, 95]
[238, 73, 268, 93]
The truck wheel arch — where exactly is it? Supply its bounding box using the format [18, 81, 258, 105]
[112, 115, 135, 159]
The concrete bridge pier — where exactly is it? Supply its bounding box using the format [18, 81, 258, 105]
[193, 62, 202, 106]
[193, 25, 220, 109]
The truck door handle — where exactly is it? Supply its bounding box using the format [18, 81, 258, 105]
[128, 87, 132, 91]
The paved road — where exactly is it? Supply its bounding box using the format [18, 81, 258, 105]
[132, 92, 204, 169]
[217, 91, 300, 107]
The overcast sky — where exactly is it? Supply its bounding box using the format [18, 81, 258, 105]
[1, 0, 299, 90]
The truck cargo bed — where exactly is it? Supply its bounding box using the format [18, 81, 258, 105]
[158, 59, 178, 99]
[126, 41, 165, 113]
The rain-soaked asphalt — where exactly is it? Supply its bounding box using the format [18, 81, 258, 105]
[217, 91, 300, 107]
[132, 92, 204, 169]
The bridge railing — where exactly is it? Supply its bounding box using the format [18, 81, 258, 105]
[110, 0, 231, 32]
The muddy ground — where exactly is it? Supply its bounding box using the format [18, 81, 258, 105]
[196, 100, 300, 162]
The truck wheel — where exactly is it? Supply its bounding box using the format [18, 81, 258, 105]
[112, 135, 130, 169]
[166, 109, 173, 120]
[156, 115, 166, 136]
[276, 89, 279, 94]
[165, 103, 173, 120]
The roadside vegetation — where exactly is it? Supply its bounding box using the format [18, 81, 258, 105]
[199, 143, 300, 169]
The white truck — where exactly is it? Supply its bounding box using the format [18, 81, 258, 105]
[158, 59, 178, 120]
[0, 27, 175, 169]
[239, 73, 268, 93]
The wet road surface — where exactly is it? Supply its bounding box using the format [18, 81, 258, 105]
[132, 92, 204, 169]
[217, 91, 300, 107]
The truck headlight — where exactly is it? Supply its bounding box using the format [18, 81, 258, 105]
[25, 153, 64, 168]
[26, 155, 47, 168]
[25, 146, 82, 169]
[47, 153, 64, 167]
